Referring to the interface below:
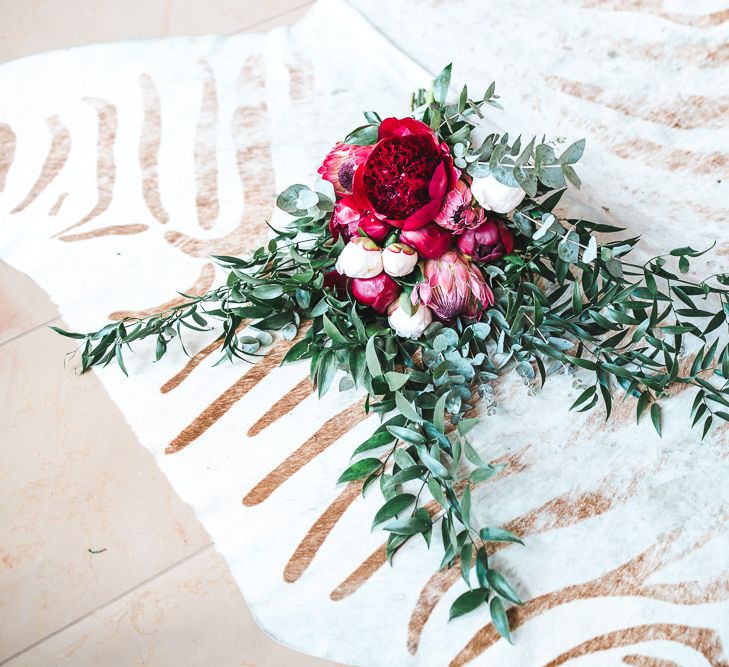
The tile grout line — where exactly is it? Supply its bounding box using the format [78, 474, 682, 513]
[0, 315, 61, 348]
[0, 542, 215, 666]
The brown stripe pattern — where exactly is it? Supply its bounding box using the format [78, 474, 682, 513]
[194, 61, 219, 231]
[0, 123, 16, 192]
[11, 116, 70, 213]
[59, 223, 148, 243]
[139, 73, 170, 225]
[55, 99, 116, 236]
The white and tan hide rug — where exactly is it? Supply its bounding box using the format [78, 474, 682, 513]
[1, 0, 728, 665]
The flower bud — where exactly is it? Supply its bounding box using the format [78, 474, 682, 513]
[382, 243, 418, 277]
[470, 175, 526, 214]
[335, 237, 383, 279]
[387, 302, 432, 339]
[351, 273, 401, 313]
[400, 222, 453, 260]
[456, 218, 514, 263]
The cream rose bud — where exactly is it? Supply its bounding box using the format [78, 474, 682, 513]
[470, 174, 526, 214]
[382, 243, 418, 277]
[335, 237, 383, 278]
[387, 302, 433, 339]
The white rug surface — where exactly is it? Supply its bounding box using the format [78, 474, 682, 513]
[1, 1, 728, 665]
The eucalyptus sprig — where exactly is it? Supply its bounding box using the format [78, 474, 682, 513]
[52, 66, 729, 643]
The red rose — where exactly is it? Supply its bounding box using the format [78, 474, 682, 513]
[456, 218, 514, 263]
[351, 273, 401, 313]
[400, 222, 453, 259]
[318, 143, 372, 196]
[329, 196, 391, 243]
[352, 118, 458, 230]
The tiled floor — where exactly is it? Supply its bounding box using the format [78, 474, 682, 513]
[0, 2, 340, 665]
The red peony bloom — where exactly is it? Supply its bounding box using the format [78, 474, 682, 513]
[352, 118, 458, 230]
[456, 218, 515, 263]
[318, 143, 373, 196]
[329, 196, 391, 243]
[351, 273, 401, 313]
[400, 222, 453, 260]
[435, 179, 484, 233]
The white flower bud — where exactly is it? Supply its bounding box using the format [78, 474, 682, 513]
[335, 237, 383, 278]
[470, 174, 526, 214]
[387, 302, 433, 339]
[382, 243, 418, 277]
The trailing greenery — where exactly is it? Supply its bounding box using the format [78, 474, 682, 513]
[53, 65, 729, 642]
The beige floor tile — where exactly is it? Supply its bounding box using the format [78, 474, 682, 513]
[0, 0, 314, 65]
[5, 546, 338, 667]
[0, 262, 59, 345]
[0, 321, 211, 661]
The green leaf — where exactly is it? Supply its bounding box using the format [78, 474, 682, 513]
[337, 458, 381, 483]
[427, 477, 448, 507]
[433, 392, 448, 433]
[250, 284, 284, 300]
[322, 314, 349, 345]
[461, 485, 472, 529]
[416, 445, 450, 479]
[372, 494, 416, 530]
[48, 325, 88, 340]
[637, 391, 651, 424]
[395, 392, 423, 423]
[115, 344, 128, 377]
[489, 597, 513, 644]
[487, 569, 523, 605]
[365, 335, 382, 378]
[344, 124, 379, 146]
[433, 63, 452, 104]
[385, 371, 410, 392]
[479, 527, 524, 545]
[383, 514, 431, 536]
[650, 403, 662, 437]
[448, 588, 488, 621]
[559, 138, 586, 165]
[317, 350, 338, 397]
[387, 426, 426, 445]
[460, 543, 473, 586]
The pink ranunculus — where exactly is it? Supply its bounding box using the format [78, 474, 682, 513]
[456, 218, 515, 263]
[318, 142, 373, 196]
[350, 273, 401, 314]
[352, 118, 458, 231]
[435, 179, 484, 233]
[329, 196, 391, 243]
[413, 250, 494, 321]
[400, 222, 453, 260]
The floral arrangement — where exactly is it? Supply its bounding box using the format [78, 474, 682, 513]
[54, 65, 729, 643]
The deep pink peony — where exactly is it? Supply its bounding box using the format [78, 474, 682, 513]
[329, 196, 391, 243]
[456, 218, 515, 263]
[323, 270, 349, 298]
[318, 143, 373, 196]
[435, 179, 484, 233]
[352, 118, 458, 230]
[413, 250, 493, 321]
[351, 273, 401, 313]
[400, 222, 453, 260]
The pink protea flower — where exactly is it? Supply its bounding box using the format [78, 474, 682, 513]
[318, 143, 373, 196]
[434, 179, 484, 233]
[413, 250, 494, 321]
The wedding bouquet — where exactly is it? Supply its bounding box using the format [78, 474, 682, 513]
[54, 65, 729, 642]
